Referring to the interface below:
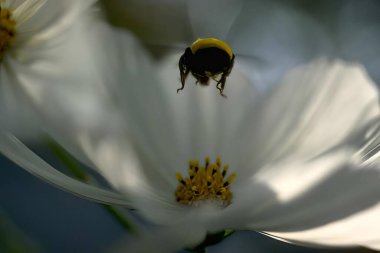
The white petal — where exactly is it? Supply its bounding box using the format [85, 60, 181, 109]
[9, 16, 132, 138]
[75, 126, 205, 227]
[15, 0, 97, 48]
[242, 58, 379, 170]
[267, 202, 380, 250]
[10, 17, 177, 212]
[0, 59, 42, 140]
[238, 149, 380, 249]
[76, 130, 161, 204]
[357, 119, 380, 166]
[1, 0, 22, 9]
[12, 0, 46, 27]
[7, 9, 190, 224]
[2, 10, 144, 206]
[2, 4, 120, 161]
[0, 132, 131, 206]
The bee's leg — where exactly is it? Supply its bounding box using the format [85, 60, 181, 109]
[177, 49, 191, 93]
[216, 76, 227, 98]
[178, 60, 189, 93]
[216, 55, 234, 98]
[178, 72, 188, 93]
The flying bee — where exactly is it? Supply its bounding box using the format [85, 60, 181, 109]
[177, 38, 235, 97]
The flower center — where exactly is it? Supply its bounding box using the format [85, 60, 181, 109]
[175, 157, 236, 207]
[0, 6, 16, 59]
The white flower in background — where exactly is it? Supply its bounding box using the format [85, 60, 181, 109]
[0, 0, 147, 203]
[0, 0, 108, 139]
[1, 0, 380, 252]
[0, 0, 45, 136]
[0, 0, 169, 205]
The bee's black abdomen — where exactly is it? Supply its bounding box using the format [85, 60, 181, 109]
[190, 47, 231, 76]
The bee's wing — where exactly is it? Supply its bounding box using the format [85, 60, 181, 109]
[143, 43, 187, 59]
[233, 53, 272, 90]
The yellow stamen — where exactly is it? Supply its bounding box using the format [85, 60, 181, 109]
[175, 156, 236, 207]
[0, 6, 16, 59]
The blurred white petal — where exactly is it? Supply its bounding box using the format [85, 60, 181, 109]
[243, 58, 379, 169]
[0, 0, 99, 139]
[245, 150, 380, 232]
[12, 0, 46, 27]
[267, 192, 380, 249]
[19, 0, 98, 47]
[0, 61, 42, 140]
[360, 122, 380, 166]
[0, 132, 130, 206]
[0, 0, 144, 207]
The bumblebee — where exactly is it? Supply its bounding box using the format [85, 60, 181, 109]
[178, 38, 235, 97]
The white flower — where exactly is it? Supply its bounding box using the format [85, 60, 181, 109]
[0, 0, 167, 206]
[0, 0, 143, 204]
[2, 1, 380, 252]
[4, 56, 380, 252]
[83, 56, 380, 252]
[0, 0, 105, 139]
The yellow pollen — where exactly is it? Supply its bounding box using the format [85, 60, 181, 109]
[0, 7, 16, 59]
[175, 156, 236, 207]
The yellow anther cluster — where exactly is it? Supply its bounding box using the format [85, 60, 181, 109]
[0, 7, 16, 58]
[175, 157, 236, 207]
